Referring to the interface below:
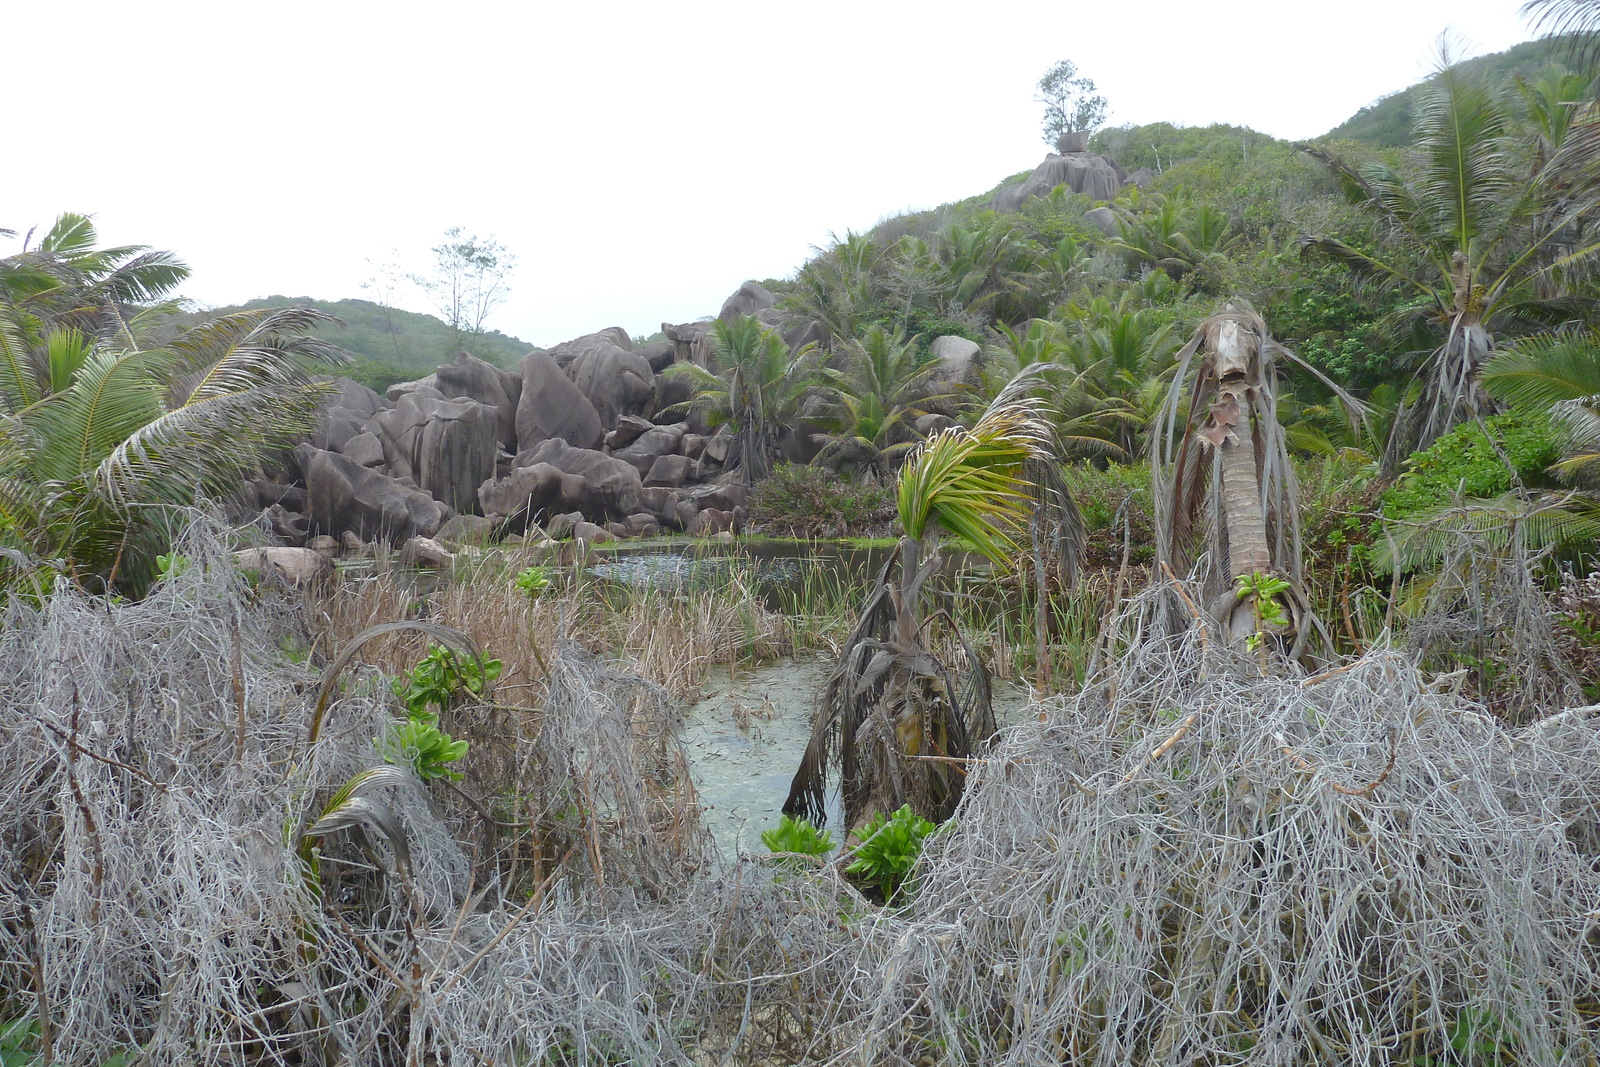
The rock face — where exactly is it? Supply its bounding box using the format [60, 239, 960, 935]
[374, 393, 498, 515]
[312, 378, 390, 453]
[569, 343, 656, 431]
[515, 438, 643, 522]
[477, 462, 570, 531]
[434, 351, 523, 452]
[993, 152, 1127, 211]
[515, 350, 604, 452]
[547, 327, 633, 368]
[299, 446, 448, 543]
[930, 335, 982, 384]
[612, 423, 686, 475]
[1083, 205, 1119, 237]
[719, 281, 778, 323]
[663, 320, 712, 369]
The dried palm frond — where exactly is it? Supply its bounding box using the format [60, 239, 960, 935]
[1152, 301, 1327, 662]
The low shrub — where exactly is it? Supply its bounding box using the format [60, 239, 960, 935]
[746, 463, 898, 538]
[1381, 413, 1560, 521]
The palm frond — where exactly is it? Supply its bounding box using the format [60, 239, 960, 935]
[1376, 491, 1600, 572]
[896, 396, 1051, 564]
[25, 348, 164, 484]
[1482, 329, 1600, 411]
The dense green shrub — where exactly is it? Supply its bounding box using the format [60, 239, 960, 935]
[747, 463, 898, 538]
[1381, 413, 1560, 520]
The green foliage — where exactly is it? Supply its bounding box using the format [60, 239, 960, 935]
[381, 643, 496, 782]
[0, 1020, 35, 1067]
[389, 643, 503, 718]
[380, 716, 470, 781]
[0, 219, 351, 598]
[513, 564, 552, 598]
[896, 399, 1049, 563]
[1324, 36, 1582, 146]
[156, 296, 531, 392]
[1235, 571, 1292, 651]
[155, 552, 188, 582]
[1381, 414, 1561, 521]
[0, 1018, 130, 1067]
[746, 462, 897, 538]
[845, 804, 936, 901]
[761, 814, 834, 859]
[1036, 58, 1108, 144]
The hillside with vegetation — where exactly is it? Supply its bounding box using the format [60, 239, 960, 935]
[169, 295, 534, 392]
[1326, 34, 1581, 145]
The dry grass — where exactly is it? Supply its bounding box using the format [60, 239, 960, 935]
[3, 517, 1599, 1064]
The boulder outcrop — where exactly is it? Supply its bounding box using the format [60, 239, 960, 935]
[299, 445, 449, 543]
[373, 393, 498, 515]
[569, 343, 656, 431]
[312, 377, 390, 453]
[434, 351, 523, 451]
[993, 151, 1127, 211]
[515, 350, 604, 452]
[515, 438, 643, 522]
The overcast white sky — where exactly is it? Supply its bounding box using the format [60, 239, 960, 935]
[5, 1, 1543, 347]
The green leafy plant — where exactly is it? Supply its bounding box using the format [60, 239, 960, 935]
[761, 814, 834, 861]
[380, 717, 470, 781]
[746, 462, 897, 538]
[379, 643, 498, 782]
[513, 564, 552, 598]
[155, 552, 188, 582]
[0, 1019, 36, 1067]
[389, 643, 502, 718]
[1380, 413, 1559, 522]
[845, 804, 936, 901]
[1235, 570, 1291, 652]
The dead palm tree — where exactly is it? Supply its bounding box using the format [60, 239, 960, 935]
[1152, 302, 1332, 662]
[784, 368, 1078, 830]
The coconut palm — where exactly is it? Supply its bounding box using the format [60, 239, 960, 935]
[785, 369, 1078, 830]
[0, 300, 348, 597]
[811, 325, 953, 480]
[663, 314, 818, 484]
[1153, 302, 1328, 661]
[1300, 57, 1600, 468]
[2, 213, 190, 403]
[1482, 327, 1600, 481]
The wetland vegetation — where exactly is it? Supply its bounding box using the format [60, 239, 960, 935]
[7, 25, 1600, 1065]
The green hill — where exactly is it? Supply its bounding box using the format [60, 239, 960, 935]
[175, 296, 534, 393]
[1323, 36, 1578, 146]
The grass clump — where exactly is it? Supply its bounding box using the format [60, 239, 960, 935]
[746, 462, 897, 538]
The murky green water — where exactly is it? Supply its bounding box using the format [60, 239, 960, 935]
[681, 657, 1038, 859]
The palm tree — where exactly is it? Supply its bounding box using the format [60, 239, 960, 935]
[785, 369, 1077, 830]
[789, 231, 884, 347]
[811, 325, 953, 480]
[0, 215, 348, 595]
[663, 315, 818, 484]
[1482, 328, 1600, 480]
[0, 305, 348, 596]
[1300, 58, 1600, 468]
[2, 213, 189, 402]
[1153, 302, 1325, 661]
